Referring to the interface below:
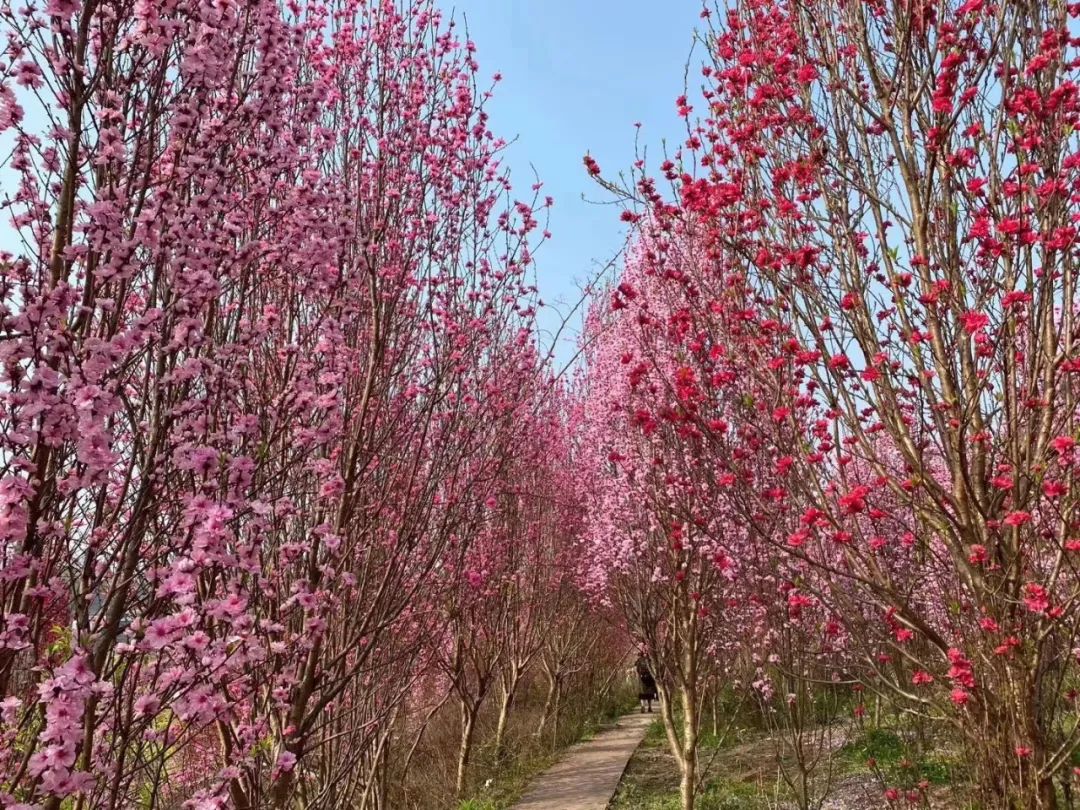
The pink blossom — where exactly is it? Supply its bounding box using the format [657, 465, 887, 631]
[1003, 511, 1032, 527]
[275, 751, 297, 775]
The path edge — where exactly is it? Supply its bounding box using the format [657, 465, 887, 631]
[602, 713, 653, 809]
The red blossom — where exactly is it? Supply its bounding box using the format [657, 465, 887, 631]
[1050, 436, 1076, 455]
[1024, 583, 1051, 614]
[839, 485, 871, 514]
[960, 311, 990, 334]
[1003, 510, 1032, 527]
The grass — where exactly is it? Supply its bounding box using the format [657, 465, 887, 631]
[610, 781, 761, 810]
[837, 726, 963, 787]
[455, 749, 559, 810]
[837, 727, 905, 765]
[611, 716, 773, 810]
[456, 801, 498, 810]
[613, 713, 974, 810]
[612, 767, 767, 810]
[696, 779, 769, 810]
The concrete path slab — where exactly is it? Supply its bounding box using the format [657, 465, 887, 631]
[511, 712, 653, 810]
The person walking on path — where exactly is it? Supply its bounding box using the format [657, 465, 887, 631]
[635, 654, 657, 714]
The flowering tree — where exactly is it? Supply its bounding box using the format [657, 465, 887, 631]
[577, 232, 770, 810]
[488, 384, 587, 762]
[581, 0, 1080, 806]
[1, 1, 335, 805]
[0, 1, 553, 807]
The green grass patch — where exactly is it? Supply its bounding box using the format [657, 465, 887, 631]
[612, 775, 762, 810]
[839, 727, 905, 765]
[918, 755, 955, 786]
[643, 717, 667, 745]
[457, 800, 498, 810]
[839, 727, 961, 787]
[696, 778, 765, 810]
[458, 749, 558, 810]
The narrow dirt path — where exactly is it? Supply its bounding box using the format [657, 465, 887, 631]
[511, 712, 653, 810]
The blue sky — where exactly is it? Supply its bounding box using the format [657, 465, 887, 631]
[448, 1, 704, 366]
[0, 2, 703, 369]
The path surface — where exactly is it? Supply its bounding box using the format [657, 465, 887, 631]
[512, 712, 653, 810]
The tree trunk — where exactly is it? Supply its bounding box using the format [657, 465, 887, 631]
[680, 681, 699, 810]
[680, 756, 697, 810]
[535, 667, 558, 738]
[494, 668, 520, 760]
[359, 725, 391, 810]
[400, 689, 452, 788]
[550, 683, 563, 748]
[455, 700, 478, 799]
[711, 688, 718, 738]
[657, 682, 696, 810]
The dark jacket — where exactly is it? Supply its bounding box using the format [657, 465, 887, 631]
[635, 657, 657, 700]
